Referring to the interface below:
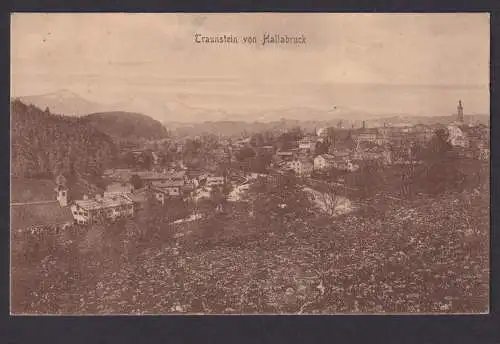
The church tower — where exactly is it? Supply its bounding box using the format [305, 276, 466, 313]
[54, 174, 68, 207]
[55, 185, 68, 207]
[457, 100, 464, 123]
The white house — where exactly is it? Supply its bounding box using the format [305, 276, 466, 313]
[71, 194, 134, 225]
[477, 142, 490, 161]
[55, 185, 69, 207]
[314, 153, 358, 172]
[286, 159, 314, 177]
[316, 127, 328, 138]
[479, 147, 489, 160]
[206, 176, 225, 187]
[152, 180, 185, 204]
[313, 154, 336, 170]
[332, 160, 359, 172]
[447, 125, 470, 148]
[151, 151, 160, 165]
[353, 128, 380, 145]
[298, 137, 317, 151]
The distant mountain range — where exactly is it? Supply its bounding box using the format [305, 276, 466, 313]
[14, 90, 233, 122]
[14, 90, 489, 136]
[16, 89, 106, 117]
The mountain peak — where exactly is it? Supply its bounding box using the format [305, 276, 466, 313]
[16, 89, 104, 117]
[48, 89, 81, 99]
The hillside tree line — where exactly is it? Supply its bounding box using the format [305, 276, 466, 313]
[11, 100, 117, 179]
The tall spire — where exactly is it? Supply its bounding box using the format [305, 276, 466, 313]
[457, 99, 464, 123]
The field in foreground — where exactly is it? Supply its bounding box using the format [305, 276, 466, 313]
[11, 189, 489, 314]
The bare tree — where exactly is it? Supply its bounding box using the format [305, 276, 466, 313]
[314, 182, 344, 216]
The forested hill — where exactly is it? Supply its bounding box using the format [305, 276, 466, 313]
[81, 112, 169, 142]
[11, 100, 117, 179]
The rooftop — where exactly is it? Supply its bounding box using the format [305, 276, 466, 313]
[299, 136, 317, 143]
[104, 169, 134, 181]
[74, 195, 133, 211]
[137, 170, 187, 180]
[126, 189, 149, 203]
[276, 151, 294, 156]
[151, 180, 185, 187]
[104, 168, 133, 175]
[317, 154, 336, 161]
[136, 171, 172, 180]
[355, 128, 379, 135]
[153, 186, 183, 194]
[299, 161, 314, 168]
[332, 151, 350, 157]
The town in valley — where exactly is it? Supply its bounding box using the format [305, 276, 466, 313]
[11, 97, 490, 314]
[10, 13, 490, 315]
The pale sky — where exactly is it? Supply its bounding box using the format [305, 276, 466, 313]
[11, 13, 490, 115]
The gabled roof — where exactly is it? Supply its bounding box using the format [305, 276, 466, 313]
[315, 154, 340, 164]
[152, 180, 185, 187]
[186, 169, 204, 178]
[332, 151, 350, 157]
[300, 161, 314, 168]
[276, 151, 294, 156]
[354, 128, 379, 135]
[74, 194, 133, 211]
[104, 168, 133, 175]
[298, 136, 317, 143]
[152, 186, 181, 195]
[126, 188, 150, 203]
[169, 170, 187, 179]
[136, 170, 187, 181]
[207, 175, 224, 180]
[136, 171, 172, 180]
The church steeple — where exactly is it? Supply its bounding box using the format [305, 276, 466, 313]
[457, 99, 464, 123]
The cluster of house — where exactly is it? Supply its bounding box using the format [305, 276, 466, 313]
[128, 102, 487, 183]
[446, 123, 489, 159]
[273, 150, 359, 177]
[104, 169, 225, 200]
[43, 168, 227, 226]
[261, 101, 489, 177]
[268, 126, 404, 177]
[13, 101, 489, 235]
[51, 183, 138, 226]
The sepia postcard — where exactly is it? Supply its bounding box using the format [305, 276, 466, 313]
[10, 13, 490, 315]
